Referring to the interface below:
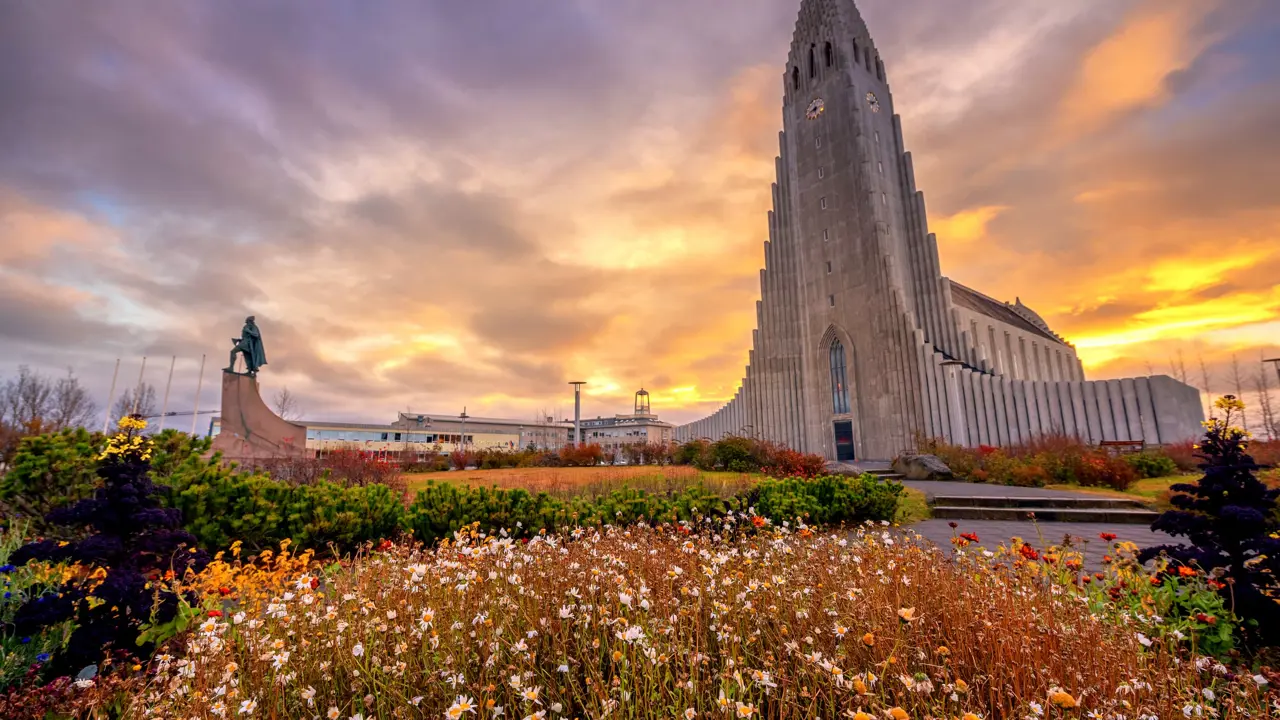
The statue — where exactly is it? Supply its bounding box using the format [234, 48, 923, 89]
[226, 316, 267, 375]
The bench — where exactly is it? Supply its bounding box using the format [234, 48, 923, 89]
[1099, 440, 1145, 456]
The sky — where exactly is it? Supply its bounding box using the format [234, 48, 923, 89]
[1, 0, 1279, 430]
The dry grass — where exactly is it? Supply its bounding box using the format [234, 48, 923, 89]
[132, 522, 1273, 720]
[403, 465, 760, 500]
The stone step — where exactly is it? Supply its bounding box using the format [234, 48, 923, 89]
[930, 495, 1149, 510]
[931, 505, 1159, 524]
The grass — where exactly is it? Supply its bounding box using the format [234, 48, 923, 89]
[1045, 474, 1194, 508]
[402, 465, 763, 500]
[895, 486, 931, 524]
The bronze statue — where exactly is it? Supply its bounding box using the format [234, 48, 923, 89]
[226, 316, 267, 375]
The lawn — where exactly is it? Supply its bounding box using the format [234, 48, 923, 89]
[1046, 474, 1195, 508]
[402, 464, 762, 499]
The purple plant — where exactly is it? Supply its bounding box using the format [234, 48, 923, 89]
[9, 418, 208, 675]
[1139, 396, 1280, 646]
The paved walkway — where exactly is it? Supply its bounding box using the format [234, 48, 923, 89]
[899, 480, 1184, 571]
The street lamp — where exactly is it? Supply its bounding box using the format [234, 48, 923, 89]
[459, 407, 469, 453]
[1267, 358, 1280, 386]
[569, 381, 586, 446]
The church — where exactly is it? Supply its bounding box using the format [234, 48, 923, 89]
[674, 0, 1204, 461]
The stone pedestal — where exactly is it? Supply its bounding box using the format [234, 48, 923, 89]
[210, 372, 307, 464]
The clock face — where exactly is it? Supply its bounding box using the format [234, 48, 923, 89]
[805, 98, 825, 120]
[865, 91, 881, 113]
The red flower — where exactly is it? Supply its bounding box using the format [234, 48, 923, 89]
[310, 577, 320, 589]
[751, 516, 767, 528]
[207, 610, 223, 618]
[960, 532, 979, 543]
[218, 587, 231, 596]
[948, 522, 958, 529]
[1018, 544, 1040, 561]
[1099, 532, 1117, 542]
[1177, 566, 1197, 577]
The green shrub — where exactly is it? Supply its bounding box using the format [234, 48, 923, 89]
[1123, 451, 1178, 479]
[0, 428, 103, 538]
[752, 473, 903, 525]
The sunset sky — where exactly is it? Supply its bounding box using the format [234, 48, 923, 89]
[2, 0, 1279, 429]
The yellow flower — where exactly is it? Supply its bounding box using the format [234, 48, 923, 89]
[887, 707, 909, 720]
[853, 713, 872, 720]
[936, 645, 950, 656]
[955, 679, 969, 693]
[862, 632, 875, 646]
[852, 679, 868, 694]
[962, 714, 981, 720]
[1049, 690, 1078, 709]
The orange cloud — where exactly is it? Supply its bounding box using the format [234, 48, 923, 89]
[1055, 0, 1219, 140]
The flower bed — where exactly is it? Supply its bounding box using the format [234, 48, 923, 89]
[131, 521, 1274, 720]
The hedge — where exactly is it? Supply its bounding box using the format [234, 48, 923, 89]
[6, 430, 905, 553]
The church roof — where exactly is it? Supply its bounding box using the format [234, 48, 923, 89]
[949, 282, 1061, 343]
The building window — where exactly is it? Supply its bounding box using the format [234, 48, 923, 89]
[830, 339, 850, 414]
[826, 261, 832, 274]
[876, 58, 884, 81]
[818, 166, 824, 179]
[828, 294, 836, 307]
[808, 45, 816, 78]
[877, 161, 883, 174]
[864, 48, 872, 72]
[852, 39, 860, 64]
[815, 135, 821, 148]
[792, 66, 799, 90]
[822, 228, 829, 241]
[824, 42, 835, 67]
[820, 197, 827, 209]
[881, 192, 887, 205]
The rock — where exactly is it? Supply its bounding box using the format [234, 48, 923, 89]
[891, 454, 953, 481]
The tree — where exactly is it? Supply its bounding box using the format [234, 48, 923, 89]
[1229, 354, 1250, 432]
[48, 368, 98, 431]
[111, 382, 158, 426]
[1139, 395, 1280, 647]
[1256, 354, 1279, 441]
[0, 366, 98, 466]
[272, 386, 303, 421]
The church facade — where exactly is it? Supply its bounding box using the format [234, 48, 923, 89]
[674, 0, 1204, 460]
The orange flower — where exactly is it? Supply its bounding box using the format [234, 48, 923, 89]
[887, 707, 909, 720]
[1049, 690, 1078, 709]
[862, 632, 875, 647]
[1177, 566, 1197, 577]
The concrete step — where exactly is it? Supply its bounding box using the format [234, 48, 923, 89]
[931, 505, 1159, 524]
[931, 495, 1149, 510]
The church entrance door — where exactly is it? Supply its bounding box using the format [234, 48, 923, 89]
[833, 420, 855, 461]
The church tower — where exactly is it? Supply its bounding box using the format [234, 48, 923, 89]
[675, 0, 1204, 460]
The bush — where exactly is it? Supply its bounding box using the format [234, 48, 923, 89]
[1139, 396, 1280, 648]
[919, 435, 1142, 490]
[165, 460, 404, 553]
[751, 473, 902, 525]
[0, 428, 104, 538]
[7, 417, 208, 676]
[1123, 450, 1179, 479]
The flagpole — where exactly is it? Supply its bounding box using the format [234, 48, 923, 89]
[130, 356, 147, 416]
[191, 354, 206, 436]
[158, 355, 176, 431]
[102, 358, 120, 433]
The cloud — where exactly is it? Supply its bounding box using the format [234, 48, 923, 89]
[0, 0, 1277, 430]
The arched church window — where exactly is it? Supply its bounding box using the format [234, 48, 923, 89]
[876, 57, 884, 81]
[808, 45, 816, 78]
[864, 48, 872, 72]
[824, 42, 834, 67]
[830, 339, 850, 414]
[852, 39, 860, 64]
[792, 66, 800, 90]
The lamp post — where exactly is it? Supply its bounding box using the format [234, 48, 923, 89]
[459, 407, 469, 454]
[569, 381, 586, 446]
[1267, 358, 1280, 386]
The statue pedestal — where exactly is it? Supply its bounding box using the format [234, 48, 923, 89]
[210, 372, 307, 465]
